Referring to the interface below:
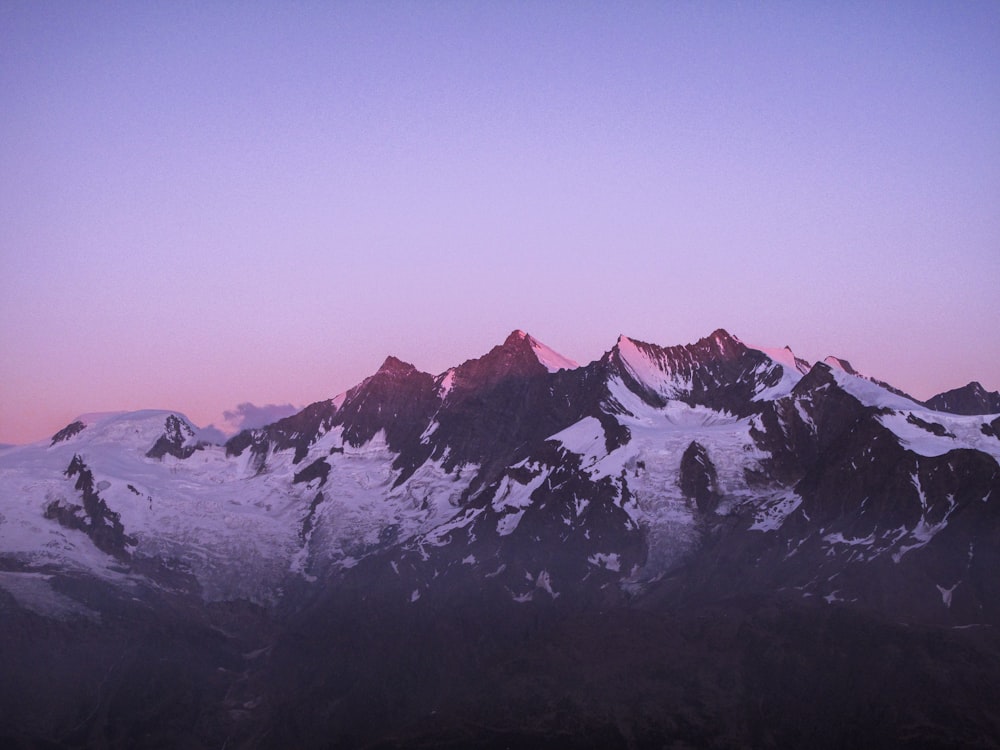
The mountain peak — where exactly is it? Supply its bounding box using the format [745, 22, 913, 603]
[504, 329, 530, 345]
[823, 356, 859, 376]
[498, 330, 578, 373]
[376, 355, 418, 376]
[614, 330, 746, 361]
[751, 343, 807, 376]
[925, 380, 1000, 415]
[694, 328, 744, 358]
[709, 327, 738, 344]
[447, 331, 577, 390]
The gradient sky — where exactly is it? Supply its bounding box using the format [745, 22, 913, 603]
[2, 1, 999, 444]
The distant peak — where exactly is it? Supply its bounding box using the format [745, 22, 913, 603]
[925, 380, 1000, 415]
[943, 381, 993, 396]
[612, 334, 651, 361]
[823, 356, 858, 376]
[615, 334, 652, 352]
[697, 328, 744, 357]
[495, 329, 577, 371]
[448, 330, 578, 385]
[377, 355, 417, 376]
[503, 329, 531, 347]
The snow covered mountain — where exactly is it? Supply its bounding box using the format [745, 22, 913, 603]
[3, 329, 1000, 748]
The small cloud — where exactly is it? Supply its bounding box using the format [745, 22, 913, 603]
[222, 402, 299, 433]
[192, 424, 228, 444]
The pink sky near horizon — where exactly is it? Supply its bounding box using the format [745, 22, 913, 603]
[2, 2, 999, 445]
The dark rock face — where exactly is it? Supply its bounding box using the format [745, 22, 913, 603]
[750, 362, 872, 484]
[927, 381, 1000, 415]
[335, 356, 441, 482]
[336, 356, 438, 450]
[146, 414, 200, 459]
[226, 357, 441, 479]
[423, 372, 590, 493]
[44, 455, 135, 560]
[906, 412, 955, 437]
[382, 444, 646, 604]
[607, 329, 784, 415]
[679, 441, 720, 513]
[225, 399, 340, 469]
[299, 491, 325, 540]
[450, 330, 551, 389]
[50, 420, 86, 446]
[227, 331, 611, 495]
[292, 457, 330, 487]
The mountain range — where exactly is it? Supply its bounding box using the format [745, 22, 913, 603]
[2, 328, 999, 748]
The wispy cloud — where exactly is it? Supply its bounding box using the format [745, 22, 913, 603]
[222, 402, 299, 433]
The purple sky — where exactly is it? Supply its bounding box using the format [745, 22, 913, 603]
[2, 2, 999, 444]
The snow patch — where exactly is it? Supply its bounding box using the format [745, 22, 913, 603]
[492, 470, 548, 537]
[419, 420, 440, 443]
[550, 417, 606, 469]
[534, 570, 558, 598]
[587, 552, 621, 572]
[892, 487, 958, 562]
[823, 531, 876, 547]
[437, 370, 456, 397]
[936, 582, 958, 608]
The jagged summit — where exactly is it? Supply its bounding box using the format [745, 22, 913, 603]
[823, 355, 859, 375]
[446, 330, 577, 389]
[503, 329, 530, 345]
[614, 329, 746, 364]
[708, 327, 740, 345]
[499, 328, 578, 372]
[926, 380, 1000, 415]
[375, 354, 422, 377]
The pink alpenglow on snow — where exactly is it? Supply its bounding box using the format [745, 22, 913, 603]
[518, 331, 579, 373]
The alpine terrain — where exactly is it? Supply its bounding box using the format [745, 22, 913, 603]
[2, 329, 1000, 748]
